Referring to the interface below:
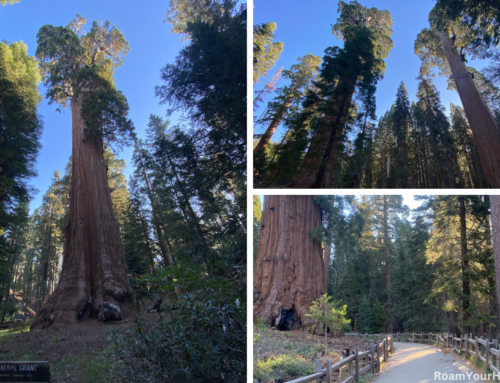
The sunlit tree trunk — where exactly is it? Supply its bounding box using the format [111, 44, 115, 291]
[437, 31, 500, 187]
[31, 96, 133, 329]
[290, 77, 356, 188]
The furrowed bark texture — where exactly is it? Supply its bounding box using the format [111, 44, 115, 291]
[290, 77, 356, 189]
[253, 195, 325, 328]
[490, 195, 500, 328]
[31, 96, 133, 329]
[437, 31, 500, 188]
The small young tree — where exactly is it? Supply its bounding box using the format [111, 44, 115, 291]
[357, 295, 374, 334]
[372, 299, 386, 333]
[306, 294, 350, 357]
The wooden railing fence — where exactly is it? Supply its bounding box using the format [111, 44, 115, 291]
[254, 335, 393, 383]
[349, 331, 500, 377]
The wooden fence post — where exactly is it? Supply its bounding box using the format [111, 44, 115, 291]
[486, 338, 490, 372]
[492, 339, 497, 368]
[376, 342, 381, 373]
[326, 358, 332, 383]
[355, 347, 359, 382]
[476, 336, 479, 362]
[384, 339, 388, 362]
[315, 359, 322, 383]
[464, 333, 469, 359]
[371, 343, 375, 375]
[412, 332, 415, 343]
[349, 348, 353, 377]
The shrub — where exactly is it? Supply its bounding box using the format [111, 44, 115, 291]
[111, 262, 246, 382]
[255, 354, 314, 382]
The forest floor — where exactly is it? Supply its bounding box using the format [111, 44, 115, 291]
[253, 323, 377, 383]
[0, 300, 165, 383]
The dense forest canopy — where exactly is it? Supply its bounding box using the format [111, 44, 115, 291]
[254, 195, 500, 338]
[253, 0, 500, 188]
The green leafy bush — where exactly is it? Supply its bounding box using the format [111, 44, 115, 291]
[111, 262, 246, 382]
[254, 354, 314, 382]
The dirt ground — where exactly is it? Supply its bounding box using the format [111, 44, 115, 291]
[0, 300, 165, 383]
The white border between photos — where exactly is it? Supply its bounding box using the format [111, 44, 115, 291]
[246, 1, 254, 382]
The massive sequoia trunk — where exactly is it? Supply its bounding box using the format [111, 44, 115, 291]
[437, 31, 500, 188]
[31, 96, 133, 329]
[254, 195, 325, 329]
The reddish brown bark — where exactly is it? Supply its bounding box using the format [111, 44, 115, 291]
[290, 77, 356, 189]
[31, 96, 133, 329]
[253, 195, 325, 328]
[437, 31, 500, 188]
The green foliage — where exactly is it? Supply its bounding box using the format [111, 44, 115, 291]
[0, 41, 42, 231]
[254, 354, 314, 382]
[357, 296, 374, 334]
[35, 15, 135, 148]
[0, 0, 20, 5]
[156, 4, 246, 184]
[372, 299, 386, 333]
[253, 22, 284, 83]
[111, 263, 246, 382]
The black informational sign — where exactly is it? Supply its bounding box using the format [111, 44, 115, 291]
[0, 362, 50, 382]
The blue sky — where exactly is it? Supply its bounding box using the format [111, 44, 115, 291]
[0, 0, 184, 212]
[254, 0, 491, 142]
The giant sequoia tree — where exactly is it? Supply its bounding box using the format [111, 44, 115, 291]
[31, 16, 135, 329]
[415, 2, 500, 187]
[254, 195, 325, 329]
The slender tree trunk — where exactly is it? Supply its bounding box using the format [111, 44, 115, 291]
[437, 30, 500, 187]
[254, 195, 325, 328]
[383, 196, 392, 333]
[290, 76, 356, 188]
[459, 196, 470, 334]
[31, 95, 133, 329]
[139, 161, 172, 267]
[490, 195, 500, 330]
[254, 98, 292, 160]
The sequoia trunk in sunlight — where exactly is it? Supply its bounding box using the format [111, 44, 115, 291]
[437, 31, 500, 188]
[31, 96, 133, 329]
[253, 195, 325, 329]
[254, 99, 292, 159]
[383, 196, 392, 333]
[290, 77, 356, 188]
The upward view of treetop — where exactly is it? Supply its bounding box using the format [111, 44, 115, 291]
[36, 15, 135, 147]
[254, 0, 500, 189]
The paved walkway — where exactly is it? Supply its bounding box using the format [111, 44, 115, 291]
[374, 342, 485, 382]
